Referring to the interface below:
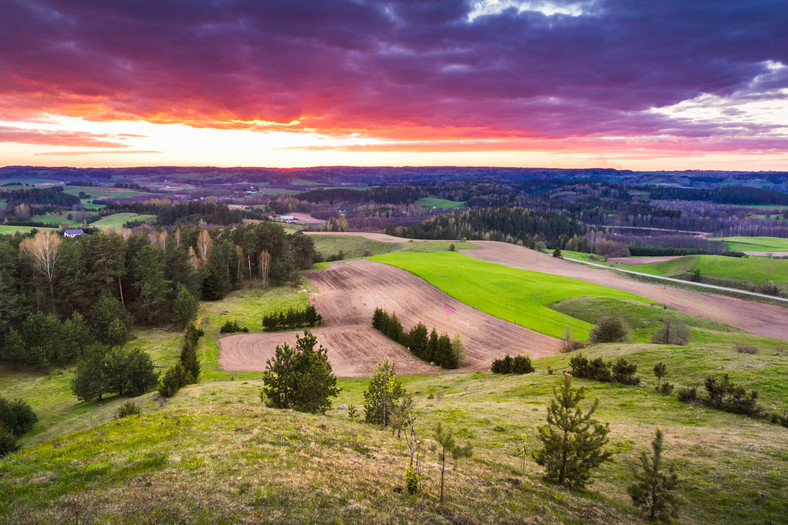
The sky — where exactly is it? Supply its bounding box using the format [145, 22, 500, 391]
[0, 0, 787, 170]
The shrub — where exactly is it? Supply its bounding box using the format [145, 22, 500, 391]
[628, 427, 680, 522]
[0, 396, 38, 437]
[677, 386, 697, 403]
[589, 316, 629, 343]
[611, 358, 640, 385]
[511, 355, 534, 374]
[651, 318, 690, 345]
[117, 400, 140, 419]
[220, 320, 248, 333]
[657, 382, 675, 395]
[561, 340, 586, 353]
[491, 354, 514, 374]
[735, 343, 758, 354]
[0, 424, 18, 455]
[704, 374, 761, 416]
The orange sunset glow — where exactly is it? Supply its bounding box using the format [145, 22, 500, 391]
[0, 1, 786, 170]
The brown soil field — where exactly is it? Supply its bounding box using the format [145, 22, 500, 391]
[466, 241, 788, 341]
[290, 212, 326, 226]
[218, 259, 562, 376]
[305, 231, 431, 242]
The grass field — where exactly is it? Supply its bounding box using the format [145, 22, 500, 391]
[550, 296, 785, 348]
[713, 236, 788, 252]
[91, 213, 157, 229]
[62, 186, 151, 199]
[311, 235, 477, 260]
[370, 251, 655, 340]
[2, 340, 786, 524]
[620, 255, 788, 285]
[0, 225, 57, 235]
[413, 196, 466, 208]
[30, 214, 80, 227]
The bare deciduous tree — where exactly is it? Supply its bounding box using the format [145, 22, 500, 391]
[20, 231, 61, 298]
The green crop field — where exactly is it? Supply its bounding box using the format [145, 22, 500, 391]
[370, 251, 655, 339]
[310, 234, 477, 260]
[713, 236, 788, 252]
[91, 213, 157, 229]
[413, 196, 466, 208]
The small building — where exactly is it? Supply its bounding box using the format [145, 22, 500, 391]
[64, 229, 84, 237]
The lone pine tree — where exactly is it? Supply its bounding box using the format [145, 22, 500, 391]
[534, 373, 612, 487]
[628, 426, 680, 522]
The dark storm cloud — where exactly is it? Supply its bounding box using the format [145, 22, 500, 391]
[0, 0, 785, 145]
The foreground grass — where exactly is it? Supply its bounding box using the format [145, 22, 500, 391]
[371, 251, 655, 339]
[2, 343, 786, 524]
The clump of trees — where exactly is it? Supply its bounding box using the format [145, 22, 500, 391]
[372, 308, 464, 369]
[0, 395, 38, 455]
[159, 323, 203, 398]
[589, 316, 630, 343]
[262, 305, 322, 331]
[533, 373, 612, 487]
[569, 354, 641, 385]
[71, 346, 159, 401]
[261, 330, 339, 414]
[220, 320, 248, 333]
[490, 354, 534, 374]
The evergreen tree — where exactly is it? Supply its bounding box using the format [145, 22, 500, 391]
[589, 315, 629, 343]
[407, 322, 429, 359]
[291, 330, 339, 414]
[91, 296, 133, 346]
[71, 346, 108, 401]
[653, 362, 668, 390]
[627, 427, 680, 522]
[364, 358, 405, 427]
[172, 284, 199, 330]
[158, 362, 188, 398]
[431, 422, 473, 502]
[534, 373, 612, 487]
[262, 330, 339, 414]
[426, 328, 438, 363]
[123, 348, 159, 396]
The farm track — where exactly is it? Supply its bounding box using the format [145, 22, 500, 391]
[218, 259, 562, 376]
[467, 241, 788, 341]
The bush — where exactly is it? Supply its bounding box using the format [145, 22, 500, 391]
[589, 316, 629, 343]
[704, 374, 761, 416]
[117, 400, 140, 418]
[220, 320, 248, 333]
[0, 396, 38, 437]
[657, 382, 675, 395]
[651, 318, 690, 345]
[491, 354, 534, 374]
[561, 340, 586, 353]
[735, 343, 758, 354]
[0, 424, 18, 455]
[611, 358, 640, 385]
[677, 386, 697, 403]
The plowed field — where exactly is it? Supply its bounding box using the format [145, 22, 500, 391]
[218, 259, 562, 376]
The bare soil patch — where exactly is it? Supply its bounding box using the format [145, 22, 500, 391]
[467, 241, 788, 341]
[218, 259, 562, 376]
[290, 213, 326, 226]
[305, 231, 429, 242]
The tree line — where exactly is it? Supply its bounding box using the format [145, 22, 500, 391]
[372, 307, 464, 369]
[262, 305, 322, 331]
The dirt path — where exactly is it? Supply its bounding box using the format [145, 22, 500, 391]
[218, 259, 562, 376]
[466, 241, 788, 341]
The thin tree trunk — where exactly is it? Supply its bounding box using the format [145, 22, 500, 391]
[118, 277, 125, 307]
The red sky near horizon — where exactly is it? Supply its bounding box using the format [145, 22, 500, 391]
[0, 0, 787, 170]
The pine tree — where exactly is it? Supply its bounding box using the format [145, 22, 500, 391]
[627, 427, 679, 522]
[364, 358, 404, 427]
[431, 422, 472, 502]
[533, 373, 612, 487]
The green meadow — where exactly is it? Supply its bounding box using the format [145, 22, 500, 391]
[413, 196, 466, 208]
[310, 234, 477, 260]
[370, 251, 655, 339]
[713, 236, 788, 252]
[91, 213, 157, 229]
